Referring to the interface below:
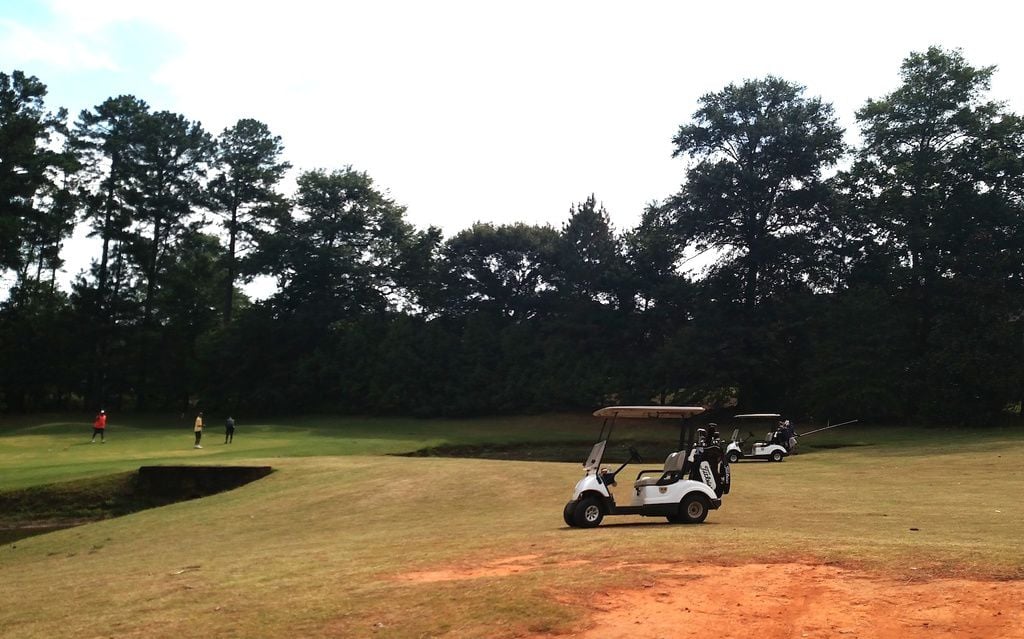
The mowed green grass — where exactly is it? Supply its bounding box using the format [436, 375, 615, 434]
[0, 414, 598, 491]
[2, 416, 1024, 638]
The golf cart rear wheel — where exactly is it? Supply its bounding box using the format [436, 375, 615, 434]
[727, 451, 740, 464]
[668, 493, 709, 524]
[572, 495, 604, 528]
[563, 500, 577, 527]
[770, 450, 784, 462]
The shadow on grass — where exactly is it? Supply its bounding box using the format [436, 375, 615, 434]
[0, 465, 272, 544]
[805, 443, 873, 450]
[562, 520, 725, 529]
[397, 439, 875, 462]
[396, 440, 685, 463]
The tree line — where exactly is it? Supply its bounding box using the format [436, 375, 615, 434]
[1, 46, 1022, 422]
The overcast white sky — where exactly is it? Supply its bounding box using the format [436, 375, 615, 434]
[3, 0, 1024, 288]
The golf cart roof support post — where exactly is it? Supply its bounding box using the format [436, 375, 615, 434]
[680, 419, 697, 474]
[599, 415, 618, 443]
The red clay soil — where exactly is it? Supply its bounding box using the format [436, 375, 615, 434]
[396, 554, 549, 583]
[548, 562, 1024, 639]
[401, 558, 1024, 638]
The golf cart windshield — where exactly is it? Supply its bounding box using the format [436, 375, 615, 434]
[586, 406, 705, 469]
[732, 413, 785, 444]
[584, 441, 607, 471]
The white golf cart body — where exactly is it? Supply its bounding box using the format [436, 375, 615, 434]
[570, 443, 720, 508]
[564, 406, 727, 528]
[724, 413, 789, 462]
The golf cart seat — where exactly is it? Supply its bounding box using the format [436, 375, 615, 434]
[634, 451, 685, 488]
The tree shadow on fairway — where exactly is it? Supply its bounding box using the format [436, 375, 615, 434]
[803, 443, 873, 450]
[399, 440, 679, 463]
[0, 465, 273, 543]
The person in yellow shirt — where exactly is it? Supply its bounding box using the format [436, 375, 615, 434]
[194, 412, 204, 449]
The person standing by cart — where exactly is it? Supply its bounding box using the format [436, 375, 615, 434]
[193, 411, 204, 448]
[90, 409, 107, 443]
[780, 420, 797, 454]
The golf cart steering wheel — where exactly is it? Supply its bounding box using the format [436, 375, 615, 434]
[628, 446, 644, 463]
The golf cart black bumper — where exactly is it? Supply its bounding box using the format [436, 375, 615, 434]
[600, 495, 723, 517]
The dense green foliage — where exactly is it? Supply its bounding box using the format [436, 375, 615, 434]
[1, 47, 1022, 421]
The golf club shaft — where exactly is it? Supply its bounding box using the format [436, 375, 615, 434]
[798, 419, 858, 437]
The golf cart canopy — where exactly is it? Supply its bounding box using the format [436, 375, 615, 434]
[734, 413, 782, 419]
[585, 405, 706, 472]
[593, 406, 705, 419]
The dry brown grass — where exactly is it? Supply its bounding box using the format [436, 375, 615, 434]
[2, 421, 1024, 637]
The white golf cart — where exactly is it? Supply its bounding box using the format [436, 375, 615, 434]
[724, 413, 789, 463]
[563, 406, 730, 528]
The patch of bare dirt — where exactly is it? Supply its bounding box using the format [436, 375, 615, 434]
[546, 562, 1024, 639]
[396, 554, 546, 583]
[399, 556, 1024, 637]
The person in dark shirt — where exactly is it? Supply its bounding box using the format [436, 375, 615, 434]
[780, 420, 797, 453]
[225, 416, 235, 444]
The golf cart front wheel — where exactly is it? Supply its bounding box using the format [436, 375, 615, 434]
[668, 493, 709, 524]
[572, 495, 604, 528]
[563, 500, 577, 527]
[770, 450, 784, 462]
[727, 451, 740, 464]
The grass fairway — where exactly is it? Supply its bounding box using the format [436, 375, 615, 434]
[0, 414, 599, 491]
[2, 416, 1024, 638]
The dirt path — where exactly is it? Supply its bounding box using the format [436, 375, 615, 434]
[562, 562, 1023, 639]
[400, 558, 1024, 638]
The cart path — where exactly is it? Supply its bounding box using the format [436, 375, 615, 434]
[552, 562, 1024, 639]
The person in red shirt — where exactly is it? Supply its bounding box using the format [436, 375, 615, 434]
[91, 409, 107, 443]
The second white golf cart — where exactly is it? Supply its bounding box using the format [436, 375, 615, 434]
[563, 406, 730, 528]
[724, 413, 789, 463]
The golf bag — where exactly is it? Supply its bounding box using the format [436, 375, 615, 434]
[688, 444, 730, 497]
